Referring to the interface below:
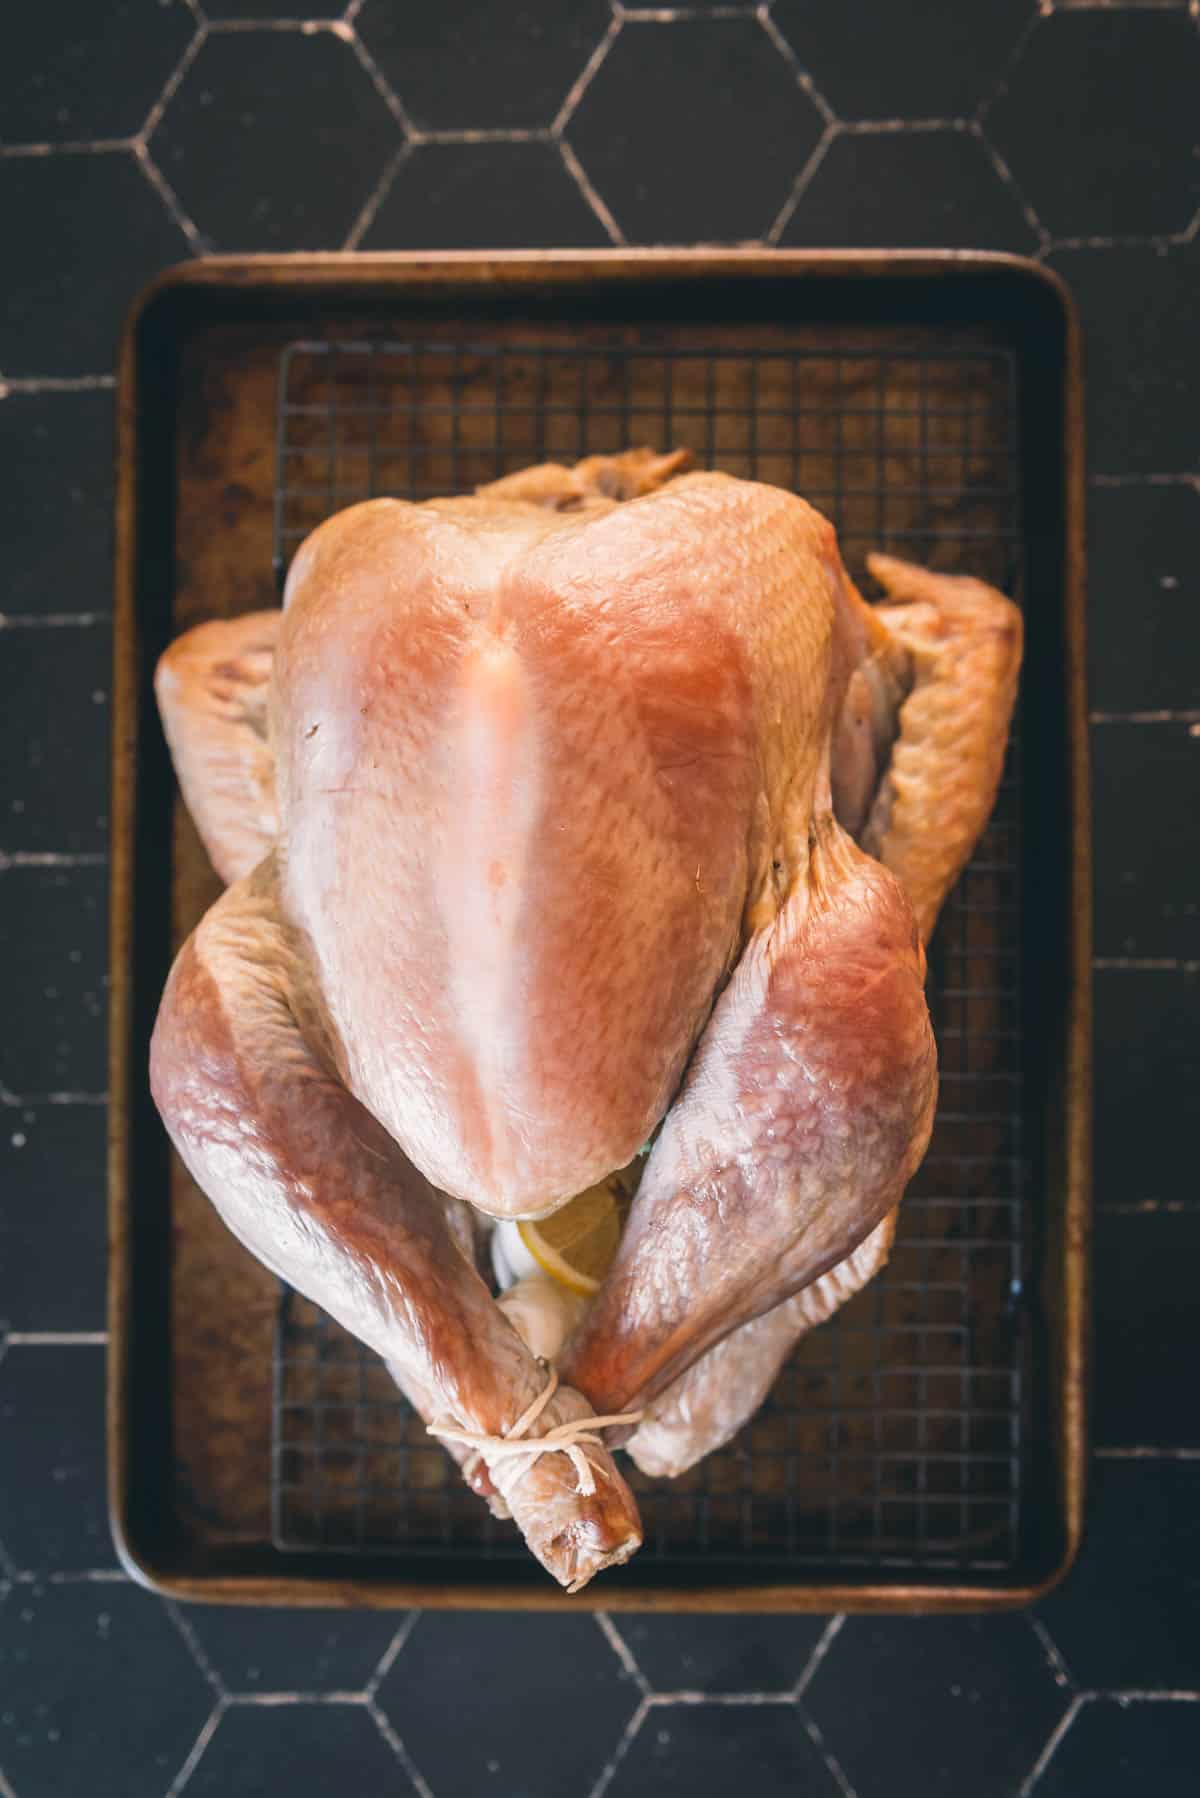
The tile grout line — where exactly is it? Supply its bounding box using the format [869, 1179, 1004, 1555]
[366, 1696, 437, 1798]
[616, 6, 763, 18]
[971, 120, 1050, 256]
[757, 7, 836, 128]
[0, 1088, 108, 1107]
[552, 12, 623, 137]
[1018, 1692, 1086, 1798]
[7, 1575, 130, 1589]
[1030, 1616, 1075, 1691]
[1048, 229, 1192, 253]
[341, 142, 411, 252]
[345, 28, 417, 138]
[133, 140, 207, 256]
[3, 1332, 107, 1346]
[224, 1690, 369, 1707]
[1098, 1200, 1200, 1215]
[0, 853, 108, 871]
[975, 7, 1041, 131]
[793, 1612, 845, 1699]
[1090, 709, 1200, 724]
[0, 1085, 107, 1100]
[1090, 472, 1200, 490]
[0, 138, 132, 158]
[646, 1688, 796, 1707]
[139, 21, 207, 143]
[204, 18, 352, 33]
[797, 1702, 859, 1798]
[364, 1609, 422, 1697]
[418, 128, 552, 145]
[165, 1697, 228, 1798]
[593, 1612, 650, 1694]
[165, 1601, 227, 1698]
[0, 612, 109, 628]
[587, 1694, 650, 1798]
[1092, 957, 1198, 973]
[0, 376, 114, 394]
[844, 116, 970, 135]
[558, 138, 626, 245]
[45, 1569, 127, 1583]
[765, 123, 836, 245]
[7, 1569, 126, 1583]
[1102, 1689, 1200, 1702]
[1095, 1445, 1200, 1461]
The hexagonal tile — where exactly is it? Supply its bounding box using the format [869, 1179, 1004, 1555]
[780, 128, 1036, 250]
[771, 0, 1031, 121]
[183, 1702, 414, 1796]
[805, 1615, 1065, 1797]
[0, 151, 190, 378]
[0, 619, 110, 855]
[1047, 241, 1198, 476]
[0, 1105, 107, 1331]
[361, 141, 609, 249]
[150, 30, 400, 251]
[986, 11, 1200, 239]
[0, 865, 107, 1096]
[1095, 967, 1199, 1212]
[1038, 1459, 1200, 1690]
[1095, 1209, 1200, 1448]
[0, 1345, 112, 1572]
[1087, 482, 1200, 714]
[357, 0, 610, 131]
[377, 1613, 637, 1796]
[610, 1704, 838, 1797]
[183, 1606, 405, 1693]
[567, 18, 823, 243]
[0, 1580, 212, 1798]
[609, 1614, 830, 1693]
[1, 0, 194, 145]
[1037, 1697, 1200, 1798]
[1092, 720, 1199, 960]
[0, 390, 114, 621]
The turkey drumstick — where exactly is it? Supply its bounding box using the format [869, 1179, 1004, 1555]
[622, 555, 1021, 1475]
[150, 855, 642, 1590]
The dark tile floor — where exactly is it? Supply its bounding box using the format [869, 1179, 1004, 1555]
[2, 4, 1197, 1795]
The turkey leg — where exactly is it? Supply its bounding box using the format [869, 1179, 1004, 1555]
[626, 556, 1019, 1474]
[629, 1214, 896, 1478]
[150, 855, 642, 1590]
[560, 813, 937, 1424]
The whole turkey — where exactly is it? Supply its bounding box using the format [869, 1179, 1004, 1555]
[150, 448, 1021, 1590]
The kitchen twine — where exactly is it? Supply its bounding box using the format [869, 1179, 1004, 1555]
[428, 1365, 642, 1499]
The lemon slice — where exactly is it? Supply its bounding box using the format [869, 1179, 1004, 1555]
[516, 1167, 636, 1298]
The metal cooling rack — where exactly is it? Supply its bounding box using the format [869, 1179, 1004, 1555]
[270, 337, 1029, 1575]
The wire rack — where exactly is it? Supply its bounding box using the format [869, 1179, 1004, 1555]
[270, 338, 1029, 1576]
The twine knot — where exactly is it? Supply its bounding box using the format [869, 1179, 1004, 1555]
[428, 1366, 642, 1499]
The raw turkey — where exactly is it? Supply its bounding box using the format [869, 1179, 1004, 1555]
[151, 448, 1021, 1589]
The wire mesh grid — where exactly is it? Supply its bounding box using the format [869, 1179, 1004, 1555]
[270, 338, 1029, 1575]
